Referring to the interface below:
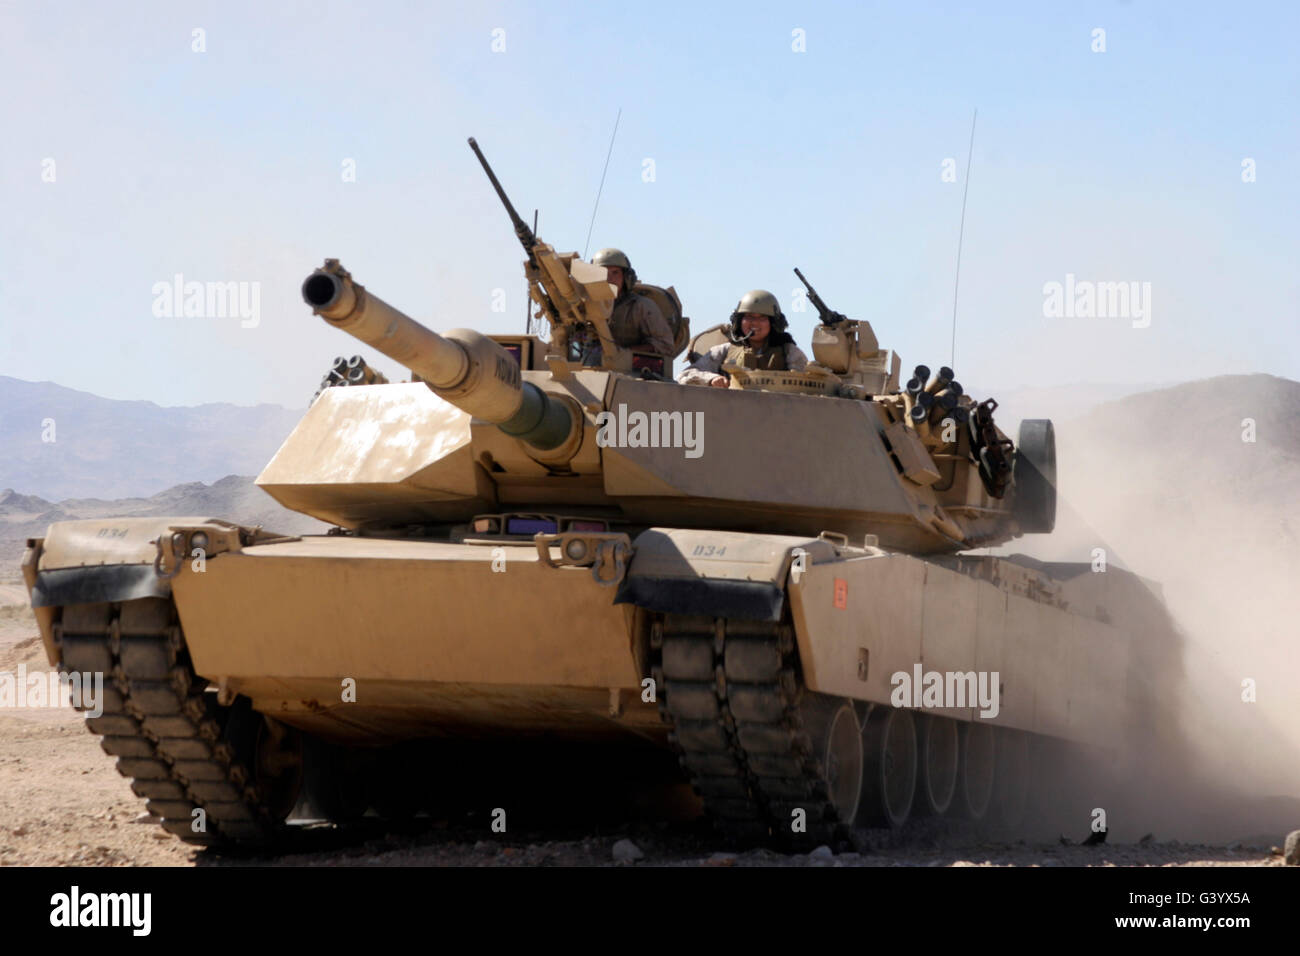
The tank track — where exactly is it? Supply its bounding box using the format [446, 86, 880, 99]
[651, 613, 848, 847]
[55, 597, 277, 846]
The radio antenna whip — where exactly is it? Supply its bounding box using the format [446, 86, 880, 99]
[583, 108, 622, 260]
[950, 107, 977, 366]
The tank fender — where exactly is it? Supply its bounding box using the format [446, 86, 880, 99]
[614, 528, 838, 621]
[27, 516, 273, 609]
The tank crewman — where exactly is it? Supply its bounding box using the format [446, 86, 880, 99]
[677, 289, 808, 387]
[582, 248, 676, 365]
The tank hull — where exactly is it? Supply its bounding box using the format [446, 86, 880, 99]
[25, 519, 1174, 798]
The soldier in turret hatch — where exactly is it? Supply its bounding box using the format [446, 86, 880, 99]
[581, 248, 676, 365]
[678, 289, 808, 387]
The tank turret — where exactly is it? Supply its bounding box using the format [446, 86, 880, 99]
[278, 254, 1056, 553]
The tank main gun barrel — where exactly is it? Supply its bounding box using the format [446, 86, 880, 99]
[302, 259, 576, 452]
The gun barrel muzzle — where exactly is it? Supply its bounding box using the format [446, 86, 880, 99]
[303, 262, 470, 391]
[304, 259, 576, 452]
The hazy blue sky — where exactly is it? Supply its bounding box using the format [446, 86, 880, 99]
[2, 0, 1296, 408]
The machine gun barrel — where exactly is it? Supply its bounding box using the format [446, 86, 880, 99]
[467, 137, 573, 338]
[302, 259, 576, 452]
[793, 267, 848, 326]
[468, 137, 537, 255]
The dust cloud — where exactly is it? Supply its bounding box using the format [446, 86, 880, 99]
[1009, 377, 1300, 842]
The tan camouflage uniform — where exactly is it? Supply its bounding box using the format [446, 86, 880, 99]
[582, 290, 675, 364]
[677, 335, 808, 386]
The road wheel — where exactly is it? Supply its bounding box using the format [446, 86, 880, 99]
[858, 708, 917, 828]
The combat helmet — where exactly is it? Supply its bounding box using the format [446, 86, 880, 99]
[592, 248, 630, 270]
[592, 247, 638, 291]
[729, 289, 788, 337]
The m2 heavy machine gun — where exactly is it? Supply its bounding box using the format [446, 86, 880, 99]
[21, 141, 1182, 851]
[468, 137, 680, 377]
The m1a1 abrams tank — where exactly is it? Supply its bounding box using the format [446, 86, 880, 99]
[21, 141, 1180, 849]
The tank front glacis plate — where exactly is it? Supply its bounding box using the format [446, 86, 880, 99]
[169, 535, 651, 740]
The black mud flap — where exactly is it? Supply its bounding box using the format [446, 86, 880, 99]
[614, 576, 785, 622]
[30, 565, 171, 608]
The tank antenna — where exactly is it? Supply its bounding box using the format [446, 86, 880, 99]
[950, 107, 977, 366]
[582, 108, 622, 260]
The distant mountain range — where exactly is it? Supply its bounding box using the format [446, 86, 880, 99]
[0, 376, 305, 501]
[0, 477, 328, 583]
[968, 380, 1171, 436]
